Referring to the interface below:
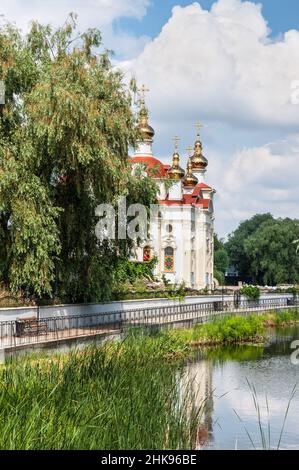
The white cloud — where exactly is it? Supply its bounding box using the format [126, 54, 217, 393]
[123, 0, 299, 129]
[0, 0, 151, 59]
[1, 0, 298, 235]
[214, 135, 299, 236]
[119, 0, 299, 235]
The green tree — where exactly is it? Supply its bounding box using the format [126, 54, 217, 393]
[244, 218, 299, 285]
[226, 213, 274, 277]
[214, 249, 229, 275]
[0, 16, 157, 302]
[213, 234, 229, 285]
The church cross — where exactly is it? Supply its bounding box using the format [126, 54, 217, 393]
[172, 135, 180, 152]
[138, 84, 150, 101]
[195, 121, 204, 136]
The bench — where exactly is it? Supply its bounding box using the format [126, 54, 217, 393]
[15, 317, 48, 337]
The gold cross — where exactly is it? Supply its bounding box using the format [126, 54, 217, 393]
[195, 121, 204, 136]
[172, 135, 180, 151]
[138, 84, 150, 101]
[187, 146, 193, 157]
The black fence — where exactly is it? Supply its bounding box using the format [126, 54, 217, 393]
[0, 296, 297, 349]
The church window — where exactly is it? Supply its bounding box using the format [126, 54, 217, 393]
[166, 224, 173, 234]
[143, 246, 151, 262]
[164, 247, 174, 272]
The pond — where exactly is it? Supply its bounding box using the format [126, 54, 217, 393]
[184, 326, 299, 450]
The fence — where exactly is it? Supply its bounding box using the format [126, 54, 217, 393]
[0, 296, 297, 349]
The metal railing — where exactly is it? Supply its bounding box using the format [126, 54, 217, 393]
[0, 296, 298, 349]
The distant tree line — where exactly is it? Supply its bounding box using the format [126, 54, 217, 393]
[214, 213, 299, 286]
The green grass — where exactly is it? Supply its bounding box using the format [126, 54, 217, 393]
[170, 309, 299, 346]
[170, 314, 266, 346]
[265, 309, 299, 326]
[0, 331, 202, 450]
[0, 310, 297, 450]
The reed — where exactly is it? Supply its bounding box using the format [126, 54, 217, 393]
[170, 314, 266, 346]
[0, 331, 201, 450]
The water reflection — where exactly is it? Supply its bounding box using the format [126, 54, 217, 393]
[183, 326, 299, 450]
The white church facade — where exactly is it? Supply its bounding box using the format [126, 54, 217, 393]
[129, 90, 216, 290]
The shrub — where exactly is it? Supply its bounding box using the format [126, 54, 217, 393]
[240, 285, 260, 300]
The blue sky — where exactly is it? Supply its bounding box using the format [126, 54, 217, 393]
[117, 0, 299, 41]
[1, 0, 299, 236]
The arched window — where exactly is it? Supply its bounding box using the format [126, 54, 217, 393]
[164, 247, 174, 272]
[166, 224, 173, 233]
[143, 246, 151, 262]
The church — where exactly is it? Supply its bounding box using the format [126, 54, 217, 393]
[129, 88, 216, 290]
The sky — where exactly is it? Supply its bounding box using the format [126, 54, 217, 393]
[1, 0, 299, 237]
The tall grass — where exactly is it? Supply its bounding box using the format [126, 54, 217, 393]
[170, 314, 266, 346]
[266, 309, 299, 326]
[234, 380, 297, 450]
[170, 310, 299, 346]
[0, 331, 202, 450]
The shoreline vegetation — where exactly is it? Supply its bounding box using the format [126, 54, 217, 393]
[0, 310, 298, 450]
[169, 309, 299, 347]
[0, 333, 200, 450]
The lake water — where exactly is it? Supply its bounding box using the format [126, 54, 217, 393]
[184, 326, 299, 450]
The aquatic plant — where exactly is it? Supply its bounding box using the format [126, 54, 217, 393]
[234, 380, 297, 450]
[0, 332, 201, 450]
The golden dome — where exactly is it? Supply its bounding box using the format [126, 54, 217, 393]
[191, 131, 208, 170]
[183, 157, 199, 187]
[168, 151, 185, 180]
[138, 108, 155, 140]
[137, 86, 155, 142]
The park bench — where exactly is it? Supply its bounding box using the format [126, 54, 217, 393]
[15, 316, 48, 337]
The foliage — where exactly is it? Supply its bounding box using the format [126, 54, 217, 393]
[213, 234, 229, 285]
[240, 285, 261, 300]
[214, 248, 229, 275]
[226, 213, 274, 278]
[0, 334, 203, 450]
[214, 268, 225, 286]
[165, 282, 186, 300]
[243, 218, 299, 285]
[262, 309, 299, 326]
[226, 214, 299, 285]
[0, 16, 157, 302]
[214, 233, 226, 252]
[170, 314, 265, 345]
[113, 257, 157, 286]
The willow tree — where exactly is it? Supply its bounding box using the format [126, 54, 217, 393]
[0, 15, 157, 302]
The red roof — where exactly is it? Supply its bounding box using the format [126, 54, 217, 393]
[192, 183, 212, 197]
[129, 156, 212, 210]
[159, 196, 211, 210]
[195, 199, 210, 209]
[129, 156, 169, 178]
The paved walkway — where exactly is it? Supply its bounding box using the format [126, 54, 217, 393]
[1, 302, 295, 350]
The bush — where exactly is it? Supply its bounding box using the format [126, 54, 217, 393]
[190, 314, 265, 344]
[240, 285, 260, 300]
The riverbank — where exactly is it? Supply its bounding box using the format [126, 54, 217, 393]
[0, 310, 298, 450]
[0, 332, 200, 450]
[169, 309, 299, 347]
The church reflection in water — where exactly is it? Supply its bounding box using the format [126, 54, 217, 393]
[179, 356, 214, 449]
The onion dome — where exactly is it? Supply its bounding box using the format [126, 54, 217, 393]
[183, 157, 198, 187]
[168, 151, 185, 180]
[138, 106, 155, 141]
[191, 126, 208, 170]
